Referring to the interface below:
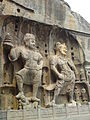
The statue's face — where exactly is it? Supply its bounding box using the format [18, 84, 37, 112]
[60, 44, 67, 55]
[28, 38, 36, 49]
[24, 34, 36, 49]
[82, 88, 86, 93]
[56, 42, 67, 55]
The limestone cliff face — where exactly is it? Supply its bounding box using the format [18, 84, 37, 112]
[0, 0, 90, 34]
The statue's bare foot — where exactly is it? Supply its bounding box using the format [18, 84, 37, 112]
[45, 100, 55, 107]
[16, 92, 24, 99]
[70, 100, 76, 106]
[32, 97, 40, 102]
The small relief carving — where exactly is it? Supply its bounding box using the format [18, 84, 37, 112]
[85, 67, 90, 83]
[3, 33, 43, 107]
[45, 42, 78, 106]
[80, 69, 86, 81]
[74, 86, 80, 102]
[81, 88, 88, 103]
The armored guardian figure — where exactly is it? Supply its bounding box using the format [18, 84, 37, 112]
[50, 42, 78, 104]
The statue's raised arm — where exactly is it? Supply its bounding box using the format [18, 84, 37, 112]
[3, 33, 14, 62]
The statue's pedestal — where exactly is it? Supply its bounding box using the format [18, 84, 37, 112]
[0, 84, 18, 110]
[0, 104, 90, 120]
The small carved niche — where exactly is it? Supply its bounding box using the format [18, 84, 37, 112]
[17, 8, 20, 13]
[71, 47, 73, 50]
[45, 43, 47, 47]
[14, 19, 20, 32]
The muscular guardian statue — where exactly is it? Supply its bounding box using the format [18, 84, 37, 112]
[50, 42, 78, 104]
[3, 33, 43, 102]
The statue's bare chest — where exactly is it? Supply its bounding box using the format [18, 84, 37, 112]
[22, 50, 38, 61]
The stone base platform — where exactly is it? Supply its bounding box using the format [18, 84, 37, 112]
[0, 104, 90, 120]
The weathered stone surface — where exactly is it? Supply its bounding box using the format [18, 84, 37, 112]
[0, 0, 90, 120]
[0, 104, 90, 120]
[0, 0, 90, 34]
[0, 110, 7, 120]
[0, 15, 89, 109]
[0, 0, 90, 63]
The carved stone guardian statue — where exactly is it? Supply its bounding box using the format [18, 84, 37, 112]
[3, 33, 43, 107]
[47, 42, 78, 106]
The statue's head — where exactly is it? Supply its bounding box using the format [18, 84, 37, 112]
[24, 33, 36, 49]
[81, 88, 86, 93]
[56, 42, 67, 55]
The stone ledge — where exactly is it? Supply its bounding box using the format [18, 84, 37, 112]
[0, 104, 90, 120]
